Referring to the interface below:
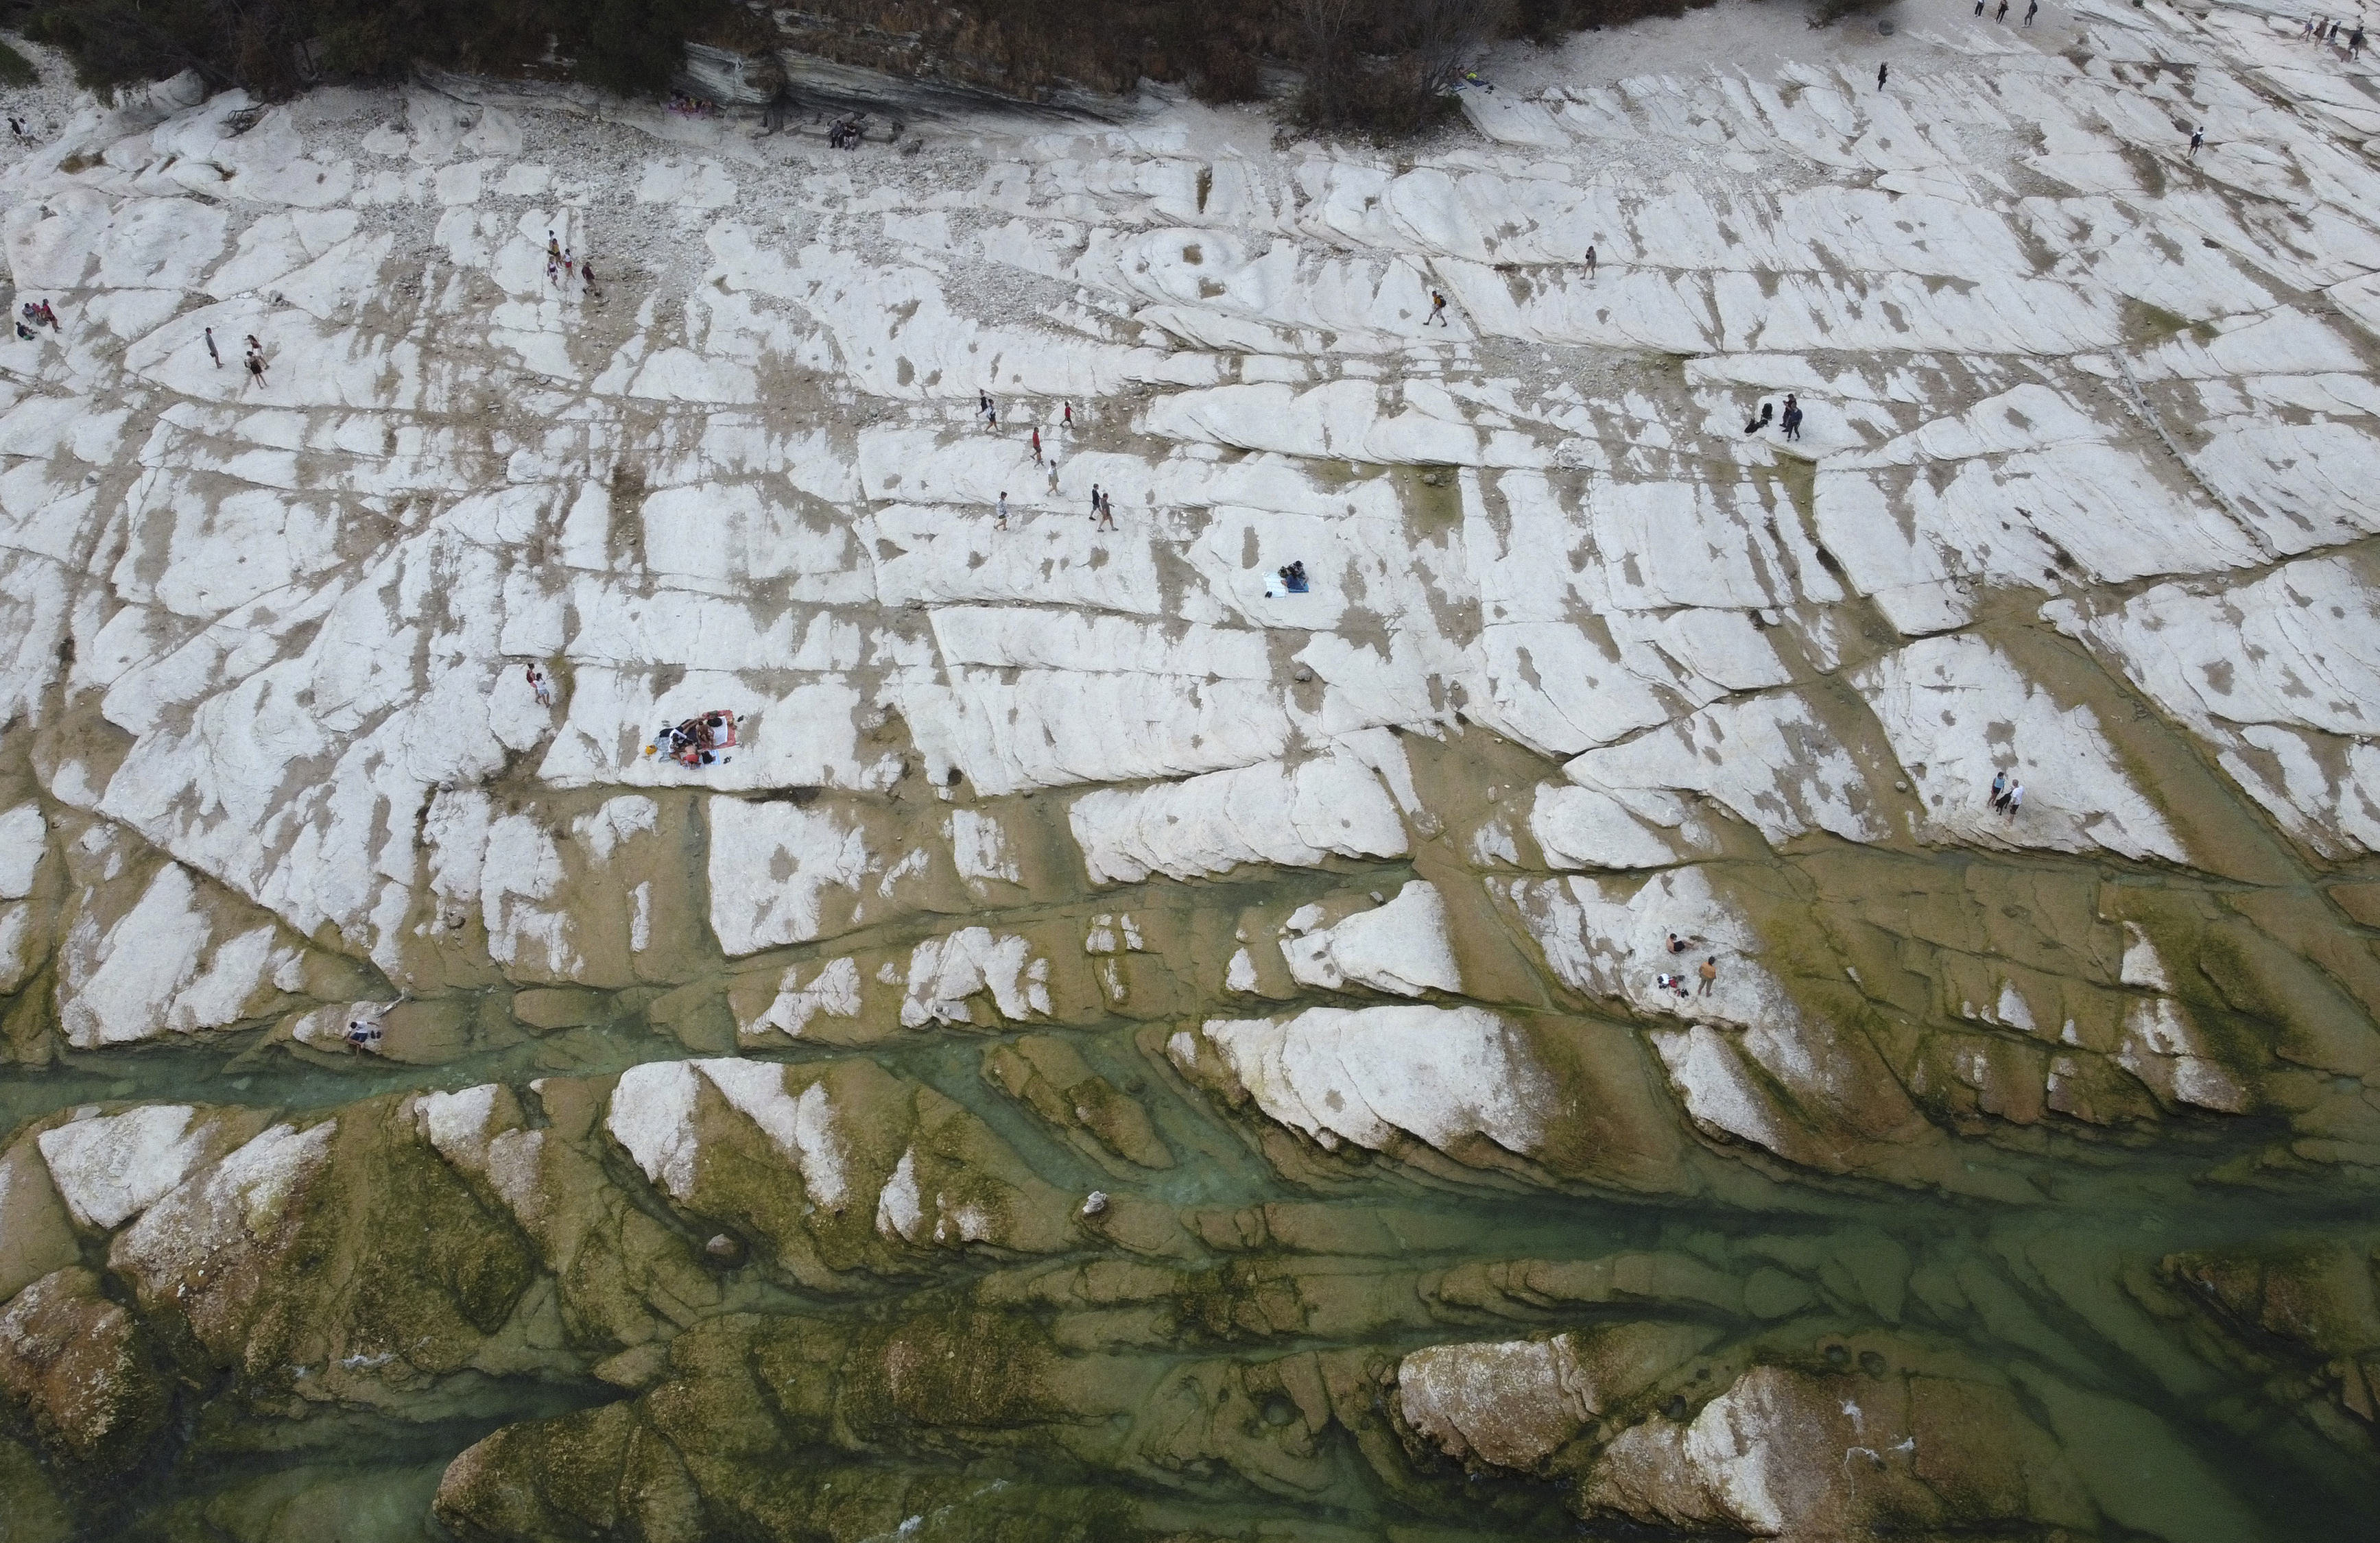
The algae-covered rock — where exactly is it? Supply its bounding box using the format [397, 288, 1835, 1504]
[433, 1311, 1156, 1542]
[0, 1265, 167, 1472]
[0, 1433, 71, 1542]
[415, 1082, 718, 1355]
[984, 1033, 1174, 1169]
[1584, 1357, 2095, 1533]
[106, 1097, 545, 1408]
[604, 1056, 1075, 1287]
[2165, 1237, 2380, 1427]
[0, 1134, 80, 1302]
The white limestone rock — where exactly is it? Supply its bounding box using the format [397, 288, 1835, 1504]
[704, 796, 957, 956]
[2049, 555, 2380, 856]
[1855, 634, 2185, 862]
[0, 804, 47, 899]
[1069, 751, 1410, 884]
[1171, 1005, 1553, 1158]
[1528, 783, 1718, 871]
[53, 862, 300, 1049]
[1279, 881, 1462, 996]
[1398, 1322, 1722, 1472]
[1585, 1362, 2094, 1535]
[36, 1105, 269, 1232]
[1562, 692, 1883, 847]
[899, 927, 1052, 1027]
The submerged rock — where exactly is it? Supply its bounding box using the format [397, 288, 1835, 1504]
[983, 1033, 1174, 1169]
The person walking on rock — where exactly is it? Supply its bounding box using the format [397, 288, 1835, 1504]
[581, 259, 601, 300]
[2189, 125, 2205, 158]
[2024, 0, 2038, 24]
[1877, 60, 1889, 91]
[1047, 456, 1060, 494]
[244, 348, 267, 389]
[1427, 289, 1449, 326]
[1098, 490, 1117, 531]
[1698, 957, 1717, 996]
[204, 326, 220, 368]
[1030, 425, 1042, 465]
[1585, 243, 1597, 278]
[526, 662, 555, 707]
[2002, 780, 2024, 821]
[1995, 0, 2008, 20]
[1781, 394, 1803, 441]
[996, 492, 1010, 531]
[1062, 400, 1074, 428]
[978, 390, 992, 424]
[1089, 482, 1102, 522]
[1990, 769, 2008, 807]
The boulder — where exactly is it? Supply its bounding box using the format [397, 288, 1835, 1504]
[1396, 1322, 1719, 1472]
[1584, 1359, 2095, 1533]
[0, 1266, 165, 1472]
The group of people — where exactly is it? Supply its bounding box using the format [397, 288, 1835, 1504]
[14, 298, 56, 342]
[649, 710, 741, 768]
[1744, 393, 1806, 441]
[977, 396, 1111, 529]
[198, 326, 271, 384]
[6, 117, 32, 142]
[1656, 934, 1719, 999]
[1971, 0, 2040, 25]
[2300, 15, 2368, 54]
[665, 91, 721, 117]
[1274, 560, 1311, 593]
[545, 232, 602, 298]
[827, 115, 868, 149]
[1988, 771, 2025, 820]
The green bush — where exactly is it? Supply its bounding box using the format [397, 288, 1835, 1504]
[0, 36, 35, 86]
[12, 0, 730, 99]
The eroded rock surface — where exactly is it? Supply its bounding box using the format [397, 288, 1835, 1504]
[2, 0, 2379, 1534]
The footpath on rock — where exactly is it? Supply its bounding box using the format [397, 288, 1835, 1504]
[3, 1, 2380, 1538]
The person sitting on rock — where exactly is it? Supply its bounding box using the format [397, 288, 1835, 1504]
[1667, 931, 1690, 954]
